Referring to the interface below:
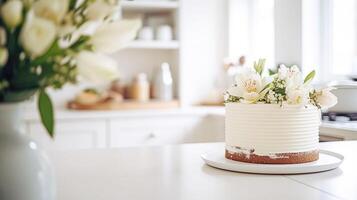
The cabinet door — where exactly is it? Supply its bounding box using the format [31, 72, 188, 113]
[109, 116, 204, 147]
[27, 119, 107, 150]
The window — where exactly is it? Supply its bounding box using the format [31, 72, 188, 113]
[228, 0, 275, 67]
[330, 0, 357, 75]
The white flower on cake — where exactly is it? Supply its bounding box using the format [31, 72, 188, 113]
[286, 87, 309, 105]
[311, 87, 338, 109]
[227, 68, 264, 103]
[225, 59, 338, 109]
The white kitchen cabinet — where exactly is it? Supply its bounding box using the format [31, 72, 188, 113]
[25, 107, 226, 150]
[109, 115, 204, 147]
[108, 115, 224, 147]
[27, 119, 107, 150]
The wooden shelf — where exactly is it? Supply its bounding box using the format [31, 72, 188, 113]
[122, 1, 179, 12]
[68, 100, 180, 111]
[127, 40, 179, 49]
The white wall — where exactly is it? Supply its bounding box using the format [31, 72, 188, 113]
[228, 0, 275, 67]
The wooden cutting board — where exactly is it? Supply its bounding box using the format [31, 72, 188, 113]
[67, 100, 180, 110]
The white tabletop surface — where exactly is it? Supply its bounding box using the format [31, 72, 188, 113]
[50, 141, 357, 200]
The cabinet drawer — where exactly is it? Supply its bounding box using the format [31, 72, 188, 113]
[109, 116, 203, 147]
[27, 120, 107, 150]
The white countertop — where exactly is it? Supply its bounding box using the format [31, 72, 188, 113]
[25, 106, 357, 140]
[50, 141, 357, 200]
[24, 106, 225, 121]
[320, 121, 357, 139]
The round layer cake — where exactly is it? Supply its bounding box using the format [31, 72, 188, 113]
[225, 103, 321, 164]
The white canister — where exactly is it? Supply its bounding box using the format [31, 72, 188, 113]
[156, 25, 173, 41]
[153, 63, 173, 101]
[138, 26, 154, 41]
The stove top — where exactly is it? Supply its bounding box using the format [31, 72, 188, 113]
[322, 112, 357, 122]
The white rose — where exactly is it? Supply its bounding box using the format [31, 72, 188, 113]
[90, 19, 141, 54]
[85, 0, 121, 21]
[20, 13, 57, 58]
[0, 47, 8, 67]
[33, 0, 69, 24]
[76, 51, 119, 83]
[316, 88, 338, 109]
[286, 87, 309, 105]
[1, 0, 23, 28]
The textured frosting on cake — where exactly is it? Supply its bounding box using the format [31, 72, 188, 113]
[225, 103, 321, 157]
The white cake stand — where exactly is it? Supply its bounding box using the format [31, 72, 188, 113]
[201, 149, 344, 175]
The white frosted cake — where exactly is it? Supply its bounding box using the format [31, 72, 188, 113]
[225, 103, 321, 164]
[224, 59, 337, 164]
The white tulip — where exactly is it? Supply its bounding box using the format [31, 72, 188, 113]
[1, 0, 23, 28]
[0, 47, 8, 66]
[20, 13, 57, 58]
[21, 0, 34, 8]
[85, 0, 121, 21]
[0, 27, 6, 45]
[316, 88, 338, 109]
[33, 0, 69, 24]
[90, 19, 141, 54]
[76, 51, 119, 83]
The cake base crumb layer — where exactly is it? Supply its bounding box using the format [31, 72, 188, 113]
[225, 149, 319, 164]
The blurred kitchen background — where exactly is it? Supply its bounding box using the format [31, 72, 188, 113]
[24, 0, 357, 149]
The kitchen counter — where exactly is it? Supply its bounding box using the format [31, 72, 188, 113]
[25, 106, 357, 142]
[24, 106, 225, 121]
[320, 121, 357, 140]
[51, 141, 357, 200]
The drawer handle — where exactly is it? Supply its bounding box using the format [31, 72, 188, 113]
[148, 133, 156, 139]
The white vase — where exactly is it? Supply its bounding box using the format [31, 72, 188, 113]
[0, 103, 56, 200]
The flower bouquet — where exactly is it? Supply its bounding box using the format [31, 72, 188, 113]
[0, 0, 141, 137]
[225, 59, 338, 108]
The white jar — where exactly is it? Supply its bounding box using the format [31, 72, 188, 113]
[138, 26, 154, 41]
[153, 63, 173, 101]
[156, 25, 173, 41]
[131, 73, 150, 102]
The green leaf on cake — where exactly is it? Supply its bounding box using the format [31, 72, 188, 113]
[254, 59, 266, 75]
[304, 70, 316, 84]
